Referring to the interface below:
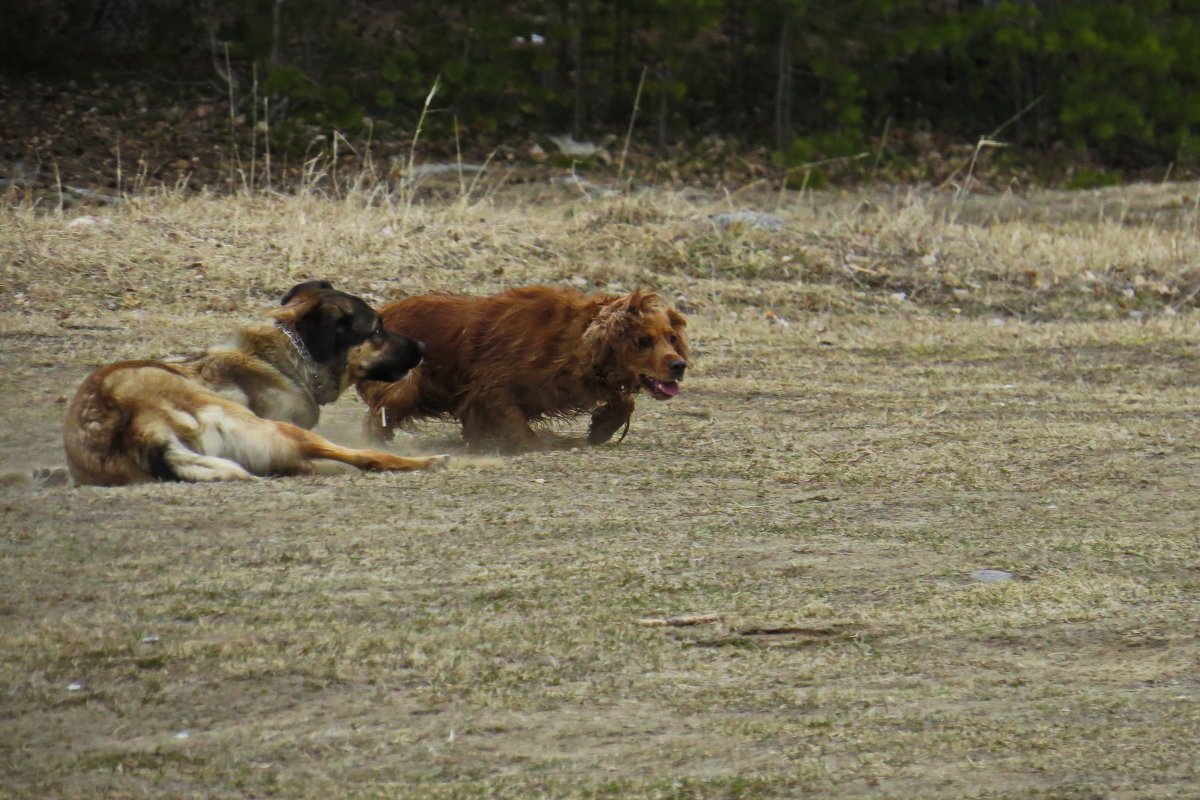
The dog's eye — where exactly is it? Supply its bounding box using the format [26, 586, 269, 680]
[669, 334, 677, 345]
[635, 336, 652, 349]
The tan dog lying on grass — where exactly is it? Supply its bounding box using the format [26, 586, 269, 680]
[63, 280, 448, 485]
[358, 285, 689, 452]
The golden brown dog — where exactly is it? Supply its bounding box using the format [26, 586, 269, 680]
[63, 281, 448, 485]
[358, 285, 688, 452]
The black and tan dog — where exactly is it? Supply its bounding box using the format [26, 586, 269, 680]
[63, 280, 449, 486]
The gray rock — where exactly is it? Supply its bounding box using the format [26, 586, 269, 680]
[709, 210, 785, 232]
[969, 569, 1014, 583]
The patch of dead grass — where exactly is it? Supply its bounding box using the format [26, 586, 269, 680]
[8, 180, 1200, 320]
[3, 183, 1200, 798]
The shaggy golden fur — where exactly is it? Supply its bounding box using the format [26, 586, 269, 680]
[358, 286, 688, 452]
[64, 281, 447, 485]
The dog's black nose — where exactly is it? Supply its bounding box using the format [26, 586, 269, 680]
[668, 359, 687, 379]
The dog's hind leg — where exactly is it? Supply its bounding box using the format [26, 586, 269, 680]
[278, 422, 450, 472]
[460, 398, 543, 452]
[160, 438, 259, 482]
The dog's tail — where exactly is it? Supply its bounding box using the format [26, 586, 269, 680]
[63, 366, 139, 486]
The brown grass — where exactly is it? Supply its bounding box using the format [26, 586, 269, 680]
[3, 180, 1200, 798]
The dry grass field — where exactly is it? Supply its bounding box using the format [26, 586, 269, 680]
[3, 176, 1200, 798]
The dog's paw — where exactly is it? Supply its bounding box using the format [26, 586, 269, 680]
[32, 467, 72, 487]
[0, 467, 72, 488]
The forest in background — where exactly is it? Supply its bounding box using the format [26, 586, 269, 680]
[5, 1, 1200, 183]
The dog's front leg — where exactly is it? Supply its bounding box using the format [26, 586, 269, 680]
[362, 402, 396, 442]
[588, 397, 635, 445]
[359, 377, 423, 442]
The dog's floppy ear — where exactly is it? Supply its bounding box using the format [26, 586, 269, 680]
[280, 280, 334, 306]
[583, 293, 638, 364]
[293, 305, 340, 363]
[667, 307, 689, 358]
[274, 293, 340, 363]
[627, 289, 655, 315]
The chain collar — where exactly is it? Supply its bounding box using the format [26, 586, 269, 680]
[275, 322, 327, 400]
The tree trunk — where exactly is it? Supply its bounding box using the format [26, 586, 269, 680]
[270, 0, 284, 67]
[774, 8, 794, 152]
[572, 1, 585, 140]
[656, 63, 670, 157]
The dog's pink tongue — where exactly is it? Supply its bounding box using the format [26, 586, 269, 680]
[656, 380, 681, 398]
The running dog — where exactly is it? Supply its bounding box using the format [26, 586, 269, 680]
[358, 286, 688, 452]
